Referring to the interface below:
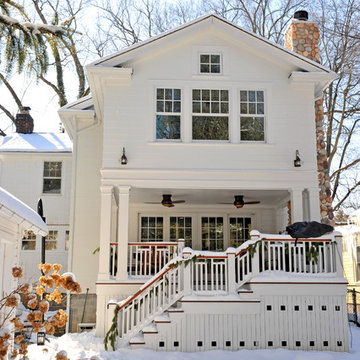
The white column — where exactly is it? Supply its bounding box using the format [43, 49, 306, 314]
[98, 185, 113, 281]
[116, 186, 131, 281]
[308, 187, 321, 222]
[290, 188, 303, 223]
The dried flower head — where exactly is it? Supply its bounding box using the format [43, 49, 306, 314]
[52, 264, 62, 274]
[19, 283, 32, 294]
[39, 300, 49, 314]
[44, 321, 55, 335]
[56, 350, 68, 360]
[38, 263, 52, 275]
[12, 266, 23, 278]
[10, 317, 24, 331]
[9, 349, 18, 359]
[28, 297, 38, 310]
[36, 285, 45, 296]
[19, 342, 28, 356]
[5, 294, 19, 307]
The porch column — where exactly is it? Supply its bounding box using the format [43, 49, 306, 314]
[116, 185, 131, 281]
[308, 187, 321, 222]
[98, 185, 113, 281]
[290, 188, 303, 223]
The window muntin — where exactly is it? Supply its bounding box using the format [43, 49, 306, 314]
[43, 161, 62, 194]
[21, 230, 36, 250]
[200, 54, 221, 74]
[240, 90, 265, 141]
[45, 230, 58, 250]
[141, 216, 164, 241]
[65, 230, 70, 251]
[170, 216, 192, 248]
[229, 217, 252, 247]
[201, 217, 224, 251]
[192, 89, 229, 140]
[156, 88, 181, 140]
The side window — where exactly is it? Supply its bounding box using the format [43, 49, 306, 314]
[240, 90, 265, 141]
[200, 54, 221, 74]
[156, 88, 181, 140]
[21, 230, 36, 250]
[43, 161, 62, 194]
[192, 89, 229, 140]
[65, 230, 70, 250]
[45, 230, 58, 250]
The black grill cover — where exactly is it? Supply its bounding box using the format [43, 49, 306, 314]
[286, 221, 333, 239]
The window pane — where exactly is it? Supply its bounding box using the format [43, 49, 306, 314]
[211, 90, 219, 101]
[43, 179, 61, 194]
[249, 91, 256, 101]
[211, 64, 220, 73]
[202, 102, 210, 113]
[220, 102, 229, 114]
[22, 240, 36, 250]
[156, 115, 180, 140]
[220, 90, 228, 101]
[65, 230, 70, 251]
[157, 88, 164, 99]
[173, 89, 181, 100]
[202, 90, 210, 101]
[200, 54, 209, 63]
[240, 91, 247, 101]
[211, 54, 220, 63]
[192, 116, 229, 140]
[156, 100, 164, 112]
[192, 89, 201, 100]
[240, 104, 247, 114]
[200, 64, 209, 73]
[165, 101, 172, 112]
[240, 117, 264, 141]
[173, 101, 181, 113]
[257, 91, 264, 102]
[211, 102, 219, 113]
[165, 88, 172, 100]
[192, 102, 201, 113]
[249, 103, 256, 114]
[257, 103, 264, 115]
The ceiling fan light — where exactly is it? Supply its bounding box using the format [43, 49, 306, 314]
[233, 195, 245, 208]
[161, 194, 173, 207]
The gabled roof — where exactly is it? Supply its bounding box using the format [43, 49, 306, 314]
[0, 132, 72, 153]
[0, 186, 48, 236]
[88, 13, 332, 74]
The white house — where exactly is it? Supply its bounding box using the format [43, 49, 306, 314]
[59, 13, 348, 351]
[0, 111, 72, 284]
[0, 186, 47, 324]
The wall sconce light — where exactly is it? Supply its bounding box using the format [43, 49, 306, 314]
[120, 147, 128, 165]
[294, 150, 301, 167]
[37, 331, 45, 346]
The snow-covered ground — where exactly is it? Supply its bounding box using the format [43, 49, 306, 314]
[26, 323, 360, 360]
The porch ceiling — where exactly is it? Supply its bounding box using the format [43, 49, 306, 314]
[130, 188, 289, 206]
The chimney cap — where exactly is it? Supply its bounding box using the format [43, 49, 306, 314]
[294, 10, 308, 21]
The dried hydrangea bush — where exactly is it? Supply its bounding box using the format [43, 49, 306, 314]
[0, 264, 81, 360]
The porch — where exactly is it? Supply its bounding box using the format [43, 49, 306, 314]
[97, 186, 322, 282]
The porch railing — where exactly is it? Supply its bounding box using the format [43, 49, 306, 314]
[109, 230, 343, 345]
[109, 239, 184, 278]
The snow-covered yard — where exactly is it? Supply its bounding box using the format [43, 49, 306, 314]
[27, 323, 360, 360]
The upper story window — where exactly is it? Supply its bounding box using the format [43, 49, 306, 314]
[21, 230, 36, 250]
[156, 88, 181, 140]
[240, 90, 265, 141]
[45, 230, 58, 250]
[200, 54, 221, 74]
[192, 89, 229, 140]
[43, 161, 62, 194]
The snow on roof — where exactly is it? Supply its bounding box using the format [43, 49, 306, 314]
[0, 186, 48, 236]
[0, 132, 72, 153]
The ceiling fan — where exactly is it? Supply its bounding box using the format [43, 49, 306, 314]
[145, 194, 185, 208]
[219, 195, 260, 208]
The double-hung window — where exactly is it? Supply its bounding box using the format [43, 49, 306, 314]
[21, 230, 36, 250]
[192, 89, 229, 140]
[45, 230, 58, 250]
[43, 161, 62, 194]
[156, 88, 181, 140]
[240, 90, 265, 141]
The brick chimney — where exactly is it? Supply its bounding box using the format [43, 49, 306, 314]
[284, 11, 333, 224]
[15, 107, 34, 134]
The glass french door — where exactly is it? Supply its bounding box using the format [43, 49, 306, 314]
[201, 216, 224, 251]
[229, 217, 252, 247]
[170, 216, 192, 247]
